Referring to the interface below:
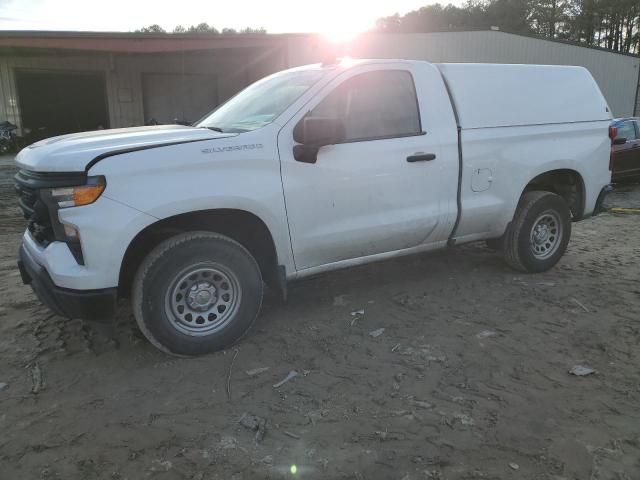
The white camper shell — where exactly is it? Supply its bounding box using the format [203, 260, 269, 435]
[437, 63, 611, 129]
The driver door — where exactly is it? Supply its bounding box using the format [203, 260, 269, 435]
[278, 64, 448, 271]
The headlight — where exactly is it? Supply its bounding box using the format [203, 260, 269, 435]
[49, 176, 105, 208]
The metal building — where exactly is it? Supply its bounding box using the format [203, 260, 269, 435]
[0, 29, 638, 139]
[342, 30, 640, 118]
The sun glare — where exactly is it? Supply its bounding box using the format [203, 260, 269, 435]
[322, 25, 361, 43]
[319, 12, 366, 44]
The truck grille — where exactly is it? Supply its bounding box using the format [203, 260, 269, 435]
[15, 176, 54, 245]
[14, 169, 87, 246]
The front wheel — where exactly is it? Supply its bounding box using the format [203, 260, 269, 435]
[503, 191, 572, 273]
[132, 232, 263, 356]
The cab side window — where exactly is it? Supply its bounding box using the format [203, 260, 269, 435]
[309, 70, 422, 142]
[616, 121, 638, 141]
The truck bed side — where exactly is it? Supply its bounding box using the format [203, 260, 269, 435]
[437, 63, 612, 243]
[455, 120, 611, 242]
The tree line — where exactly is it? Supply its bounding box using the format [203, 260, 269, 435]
[375, 0, 640, 55]
[136, 23, 266, 34]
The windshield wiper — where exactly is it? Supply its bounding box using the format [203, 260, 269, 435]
[204, 126, 224, 133]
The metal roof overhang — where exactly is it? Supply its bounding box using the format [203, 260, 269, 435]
[0, 31, 294, 53]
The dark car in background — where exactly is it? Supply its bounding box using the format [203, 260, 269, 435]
[611, 117, 640, 182]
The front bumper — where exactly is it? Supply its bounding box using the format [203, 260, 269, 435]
[17, 244, 117, 320]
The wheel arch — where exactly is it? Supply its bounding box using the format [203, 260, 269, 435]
[520, 168, 586, 220]
[118, 208, 281, 298]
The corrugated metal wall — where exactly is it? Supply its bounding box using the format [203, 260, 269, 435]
[0, 30, 637, 133]
[287, 30, 640, 117]
[0, 46, 286, 133]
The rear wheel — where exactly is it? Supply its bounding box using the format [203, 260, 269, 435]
[132, 232, 263, 356]
[503, 191, 571, 273]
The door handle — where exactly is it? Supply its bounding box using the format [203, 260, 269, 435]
[406, 153, 436, 162]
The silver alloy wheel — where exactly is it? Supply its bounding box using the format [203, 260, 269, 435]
[165, 263, 242, 336]
[529, 209, 563, 259]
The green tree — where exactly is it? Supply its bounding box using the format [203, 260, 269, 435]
[484, 0, 534, 34]
[136, 24, 166, 33]
[239, 27, 267, 34]
[374, 0, 639, 53]
[137, 23, 266, 36]
[187, 22, 219, 33]
[530, 0, 571, 37]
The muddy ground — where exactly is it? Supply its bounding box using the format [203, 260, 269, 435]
[0, 153, 639, 480]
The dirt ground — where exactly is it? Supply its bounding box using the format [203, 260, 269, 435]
[1, 153, 639, 480]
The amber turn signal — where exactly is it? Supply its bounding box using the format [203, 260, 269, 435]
[73, 183, 106, 206]
[49, 176, 106, 208]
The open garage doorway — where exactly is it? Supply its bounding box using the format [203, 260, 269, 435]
[16, 70, 109, 142]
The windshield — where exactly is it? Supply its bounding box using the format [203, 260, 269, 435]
[196, 69, 326, 132]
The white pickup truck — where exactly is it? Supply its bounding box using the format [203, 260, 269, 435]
[15, 59, 612, 356]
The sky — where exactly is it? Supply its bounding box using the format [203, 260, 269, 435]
[0, 0, 464, 38]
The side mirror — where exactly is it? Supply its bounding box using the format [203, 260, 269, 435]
[613, 137, 627, 145]
[293, 117, 346, 146]
[292, 117, 346, 164]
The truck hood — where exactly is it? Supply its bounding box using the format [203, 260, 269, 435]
[15, 125, 236, 173]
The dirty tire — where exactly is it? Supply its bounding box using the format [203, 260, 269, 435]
[503, 191, 571, 273]
[132, 232, 263, 356]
